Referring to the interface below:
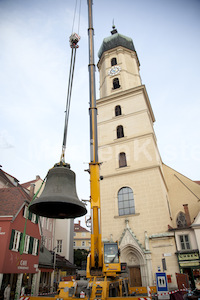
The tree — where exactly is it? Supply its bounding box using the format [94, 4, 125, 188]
[74, 249, 89, 269]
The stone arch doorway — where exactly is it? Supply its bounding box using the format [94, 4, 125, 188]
[120, 244, 147, 287]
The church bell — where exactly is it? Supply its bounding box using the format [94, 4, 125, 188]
[29, 163, 87, 219]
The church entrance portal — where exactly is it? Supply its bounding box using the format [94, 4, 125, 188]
[129, 266, 142, 287]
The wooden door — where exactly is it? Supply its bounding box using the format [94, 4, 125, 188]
[129, 266, 142, 287]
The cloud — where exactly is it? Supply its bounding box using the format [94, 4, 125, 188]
[0, 130, 14, 149]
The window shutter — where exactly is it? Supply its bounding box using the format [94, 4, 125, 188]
[28, 236, 34, 254]
[28, 210, 32, 220]
[36, 240, 40, 255]
[35, 215, 39, 224]
[18, 232, 23, 251]
[9, 229, 15, 250]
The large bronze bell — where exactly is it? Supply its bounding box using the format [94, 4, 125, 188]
[29, 163, 87, 219]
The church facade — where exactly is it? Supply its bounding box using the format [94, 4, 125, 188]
[96, 27, 200, 289]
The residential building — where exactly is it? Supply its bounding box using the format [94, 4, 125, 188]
[96, 27, 200, 289]
[0, 173, 40, 299]
[22, 173, 74, 290]
[74, 221, 90, 251]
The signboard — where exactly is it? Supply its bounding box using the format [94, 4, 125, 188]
[156, 272, 170, 299]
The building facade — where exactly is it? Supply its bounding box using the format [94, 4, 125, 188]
[0, 170, 41, 299]
[22, 174, 74, 291]
[96, 27, 200, 289]
[73, 221, 90, 251]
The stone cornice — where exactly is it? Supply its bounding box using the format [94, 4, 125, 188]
[149, 232, 174, 239]
[100, 164, 162, 179]
[97, 85, 155, 123]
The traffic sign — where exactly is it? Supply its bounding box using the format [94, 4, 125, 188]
[156, 272, 170, 299]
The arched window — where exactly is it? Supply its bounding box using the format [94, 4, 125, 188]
[117, 125, 124, 138]
[111, 57, 117, 66]
[119, 152, 127, 168]
[176, 212, 187, 228]
[115, 105, 121, 116]
[118, 187, 135, 216]
[113, 78, 120, 89]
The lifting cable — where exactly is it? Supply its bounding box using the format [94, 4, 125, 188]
[19, 1, 81, 256]
[60, 0, 81, 163]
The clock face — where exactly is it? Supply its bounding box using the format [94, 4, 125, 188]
[108, 65, 121, 76]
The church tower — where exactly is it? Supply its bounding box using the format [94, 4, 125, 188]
[96, 27, 178, 287]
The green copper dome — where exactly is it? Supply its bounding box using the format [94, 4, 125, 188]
[98, 27, 135, 59]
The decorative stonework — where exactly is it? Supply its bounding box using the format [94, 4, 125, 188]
[119, 220, 153, 286]
[119, 219, 150, 254]
[128, 254, 139, 265]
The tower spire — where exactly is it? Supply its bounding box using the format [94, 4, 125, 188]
[111, 20, 118, 35]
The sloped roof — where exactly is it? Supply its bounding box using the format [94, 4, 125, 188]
[21, 176, 41, 189]
[0, 169, 17, 187]
[49, 251, 76, 269]
[0, 187, 31, 216]
[194, 181, 200, 185]
[39, 247, 53, 269]
[74, 222, 90, 233]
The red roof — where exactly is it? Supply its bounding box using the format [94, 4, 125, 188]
[0, 187, 31, 216]
[194, 181, 200, 185]
[21, 176, 41, 189]
[0, 169, 16, 187]
[74, 221, 90, 233]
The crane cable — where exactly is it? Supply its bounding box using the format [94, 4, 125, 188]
[19, 1, 81, 256]
[60, 0, 81, 163]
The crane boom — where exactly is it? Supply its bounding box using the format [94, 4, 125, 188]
[87, 0, 103, 271]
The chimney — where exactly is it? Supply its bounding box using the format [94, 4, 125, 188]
[30, 183, 35, 199]
[183, 204, 191, 226]
[36, 175, 40, 180]
[78, 220, 81, 226]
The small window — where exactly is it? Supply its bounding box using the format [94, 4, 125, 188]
[111, 57, 117, 66]
[82, 241, 85, 247]
[82, 232, 86, 237]
[118, 187, 135, 216]
[180, 234, 190, 250]
[31, 214, 36, 223]
[57, 240, 62, 253]
[113, 78, 120, 89]
[115, 105, 121, 116]
[73, 241, 76, 246]
[32, 238, 39, 255]
[24, 235, 30, 254]
[12, 230, 21, 251]
[117, 125, 124, 138]
[119, 152, 127, 168]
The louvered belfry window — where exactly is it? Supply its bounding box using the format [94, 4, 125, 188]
[119, 152, 127, 168]
[113, 78, 120, 89]
[115, 105, 122, 116]
[111, 57, 117, 66]
[117, 125, 124, 138]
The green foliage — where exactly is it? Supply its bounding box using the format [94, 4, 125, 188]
[74, 249, 89, 268]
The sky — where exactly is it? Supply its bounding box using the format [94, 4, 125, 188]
[0, 0, 200, 226]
